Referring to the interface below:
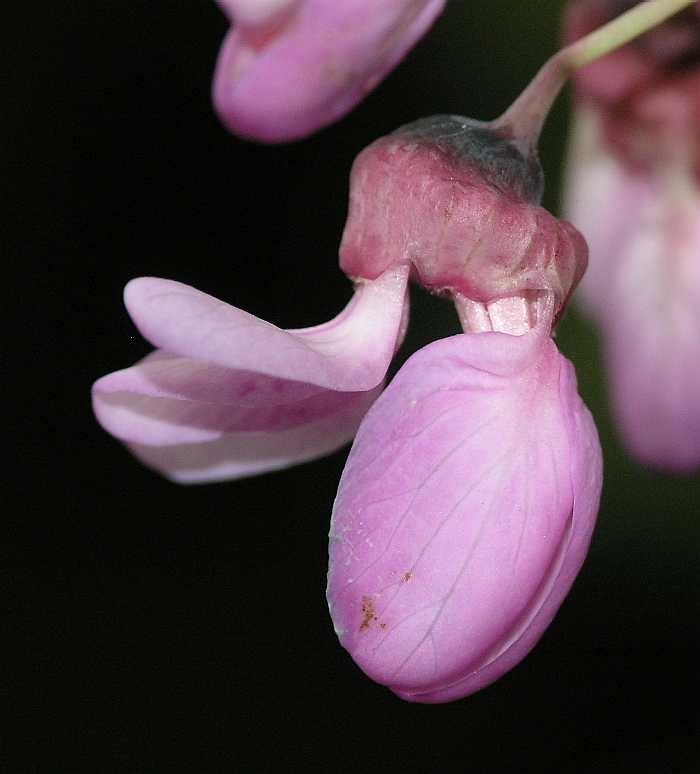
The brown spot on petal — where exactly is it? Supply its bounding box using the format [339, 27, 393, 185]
[359, 595, 378, 632]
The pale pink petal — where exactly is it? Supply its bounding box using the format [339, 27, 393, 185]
[92, 352, 361, 446]
[327, 325, 602, 703]
[123, 265, 409, 391]
[603, 177, 700, 472]
[212, 0, 446, 142]
[127, 385, 381, 484]
[92, 267, 409, 482]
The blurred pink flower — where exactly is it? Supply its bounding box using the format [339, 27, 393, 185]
[563, 0, 700, 472]
[212, 0, 446, 142]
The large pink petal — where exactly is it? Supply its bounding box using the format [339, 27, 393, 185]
[327, 324, 602, 703]
[212, 0, 446, 142]
[123, 265, 409, 391]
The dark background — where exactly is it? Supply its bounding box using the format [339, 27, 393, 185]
[4, 1, 699, 771]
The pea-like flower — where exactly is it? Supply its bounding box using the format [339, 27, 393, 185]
[93, 114, 602, 702]
[563, 0, 700, 472]
[212, 0, 446, 142]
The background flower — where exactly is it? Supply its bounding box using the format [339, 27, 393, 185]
[563, 0, 700, 471]
[565, 112, 700, 471]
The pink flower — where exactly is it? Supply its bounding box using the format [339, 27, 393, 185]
[93, 115, 602, 701]
[212, 0, 446, 142]
[563, 0, 700, 472]
[327, 303, 602, 703]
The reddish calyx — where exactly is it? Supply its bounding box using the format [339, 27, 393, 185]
[340, 115, 587, 330]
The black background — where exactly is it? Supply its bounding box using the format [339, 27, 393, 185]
[4, 1, 699, 771]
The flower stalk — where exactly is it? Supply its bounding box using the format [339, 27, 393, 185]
[566, 0, 695, 68]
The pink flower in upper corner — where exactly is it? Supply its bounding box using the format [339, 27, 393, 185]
[212, 0, 446, 142]
[562, 0, 700, 472]
[94, 114, 602, 702]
